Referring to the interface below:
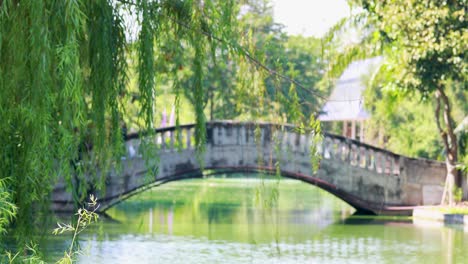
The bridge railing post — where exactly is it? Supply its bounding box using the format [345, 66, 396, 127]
[323, 137, 331, 159]
[314, 133, 321, 155]
[186, 128, 192, 149]
[216, 125, 223, 145]
[376, 152, 383, 174]
[331, 138, 338, 158]
[392, 155, 400, 175]
[300, 133, 307, 154]
[384, 154, 391, 174]
[176, 128, 183, 150]
[125, 139, 139, 158]
[169, 131, 175, 151]
[343, 141, 350, 163]
[359, 146, 366, 168]
[160, 132, 166, 151]
[352, 144, 360, 166]
[367, 149, 374, 171]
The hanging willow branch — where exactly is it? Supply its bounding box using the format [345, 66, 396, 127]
[0, 0, 325, 245]
[0, 0, 240, 242]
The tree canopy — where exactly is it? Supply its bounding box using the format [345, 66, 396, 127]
[0, 0, 241, 242]
[326, 0, 467, 204]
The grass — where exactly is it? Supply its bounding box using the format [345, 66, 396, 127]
[436, 207, 468, 215]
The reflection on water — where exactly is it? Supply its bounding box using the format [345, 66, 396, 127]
[41, 176, 468, 263]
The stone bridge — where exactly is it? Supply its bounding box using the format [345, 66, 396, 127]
[52, 121, 447, 215]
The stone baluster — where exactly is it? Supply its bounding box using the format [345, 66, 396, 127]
[390, 155, 396, 175]
[374, 151, 379, 173]
[160, 132, 166, 150]
[350, 144, 357, 166]
[290, 131, 295, 151]
[281, 130, 287, 151]
[169, 130, 175, 151]
[245, 127, 251, 145]
[323, 138, 330, 159]
[177, 129, 183, 150]
[240, 126, 246, 146]
[186, 128, 191, 149]
[384, 154, 391, 174]
[359, 146, 366, 168]
[355, 144, 359, 165]
[211, 126, 218, 145]
[395, 156, 402, 175]
[330, 138, 335, 159]
[127, 140, 137, 158]
[367, 149, 374, 171]
[338, 141, 345, 161]
[343, 142, 350, 163]
[376, 152, 382, 174]
[329, 139, 336, 159]
[299, 134, 306, 154]
[289, 132, 298, 152]
[328, 138, 333, 159]
[154, 133, 160, 145]
[393, 155, 400, 175]
[333, 139, 341, 158]
[314, 133, 322, 155]
[289, 131, 295, 152]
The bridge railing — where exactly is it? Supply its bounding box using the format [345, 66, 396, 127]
[124, 124, 196, 158]
[123, 122, 402, 176]
[322, 134, 401, 176]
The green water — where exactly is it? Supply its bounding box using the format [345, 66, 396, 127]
[44, 176, 468, 263]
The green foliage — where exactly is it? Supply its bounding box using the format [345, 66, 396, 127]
[0, 0, 239, 242]
[454, 187, 463, 203]
[363, 84, 443, 159]
[53, 195, 99, 263]
[0, 0, 326, 249]
[3, 242, 46, 264]
[308, 116, 323, 173]
[326, 0, 466, 204]
[373, 0, 467, 93]
[326, 0, 466, 155]
[3, 196, 99, 264]
[362, 74, 468, 160]
[0, 179, 16, 234]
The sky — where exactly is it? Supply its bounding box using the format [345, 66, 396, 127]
[272, 0, 351, 37]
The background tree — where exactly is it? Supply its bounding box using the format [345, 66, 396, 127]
[0, 0, 241, 244]
[326, 0, 467, 204]
[0, 0, 327, 247]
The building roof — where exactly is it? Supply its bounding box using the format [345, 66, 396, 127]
[455, 115, 468, 134]
[319, 57, 383, 122]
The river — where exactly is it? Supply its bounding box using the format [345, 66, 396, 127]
[42, 175, 468, 263]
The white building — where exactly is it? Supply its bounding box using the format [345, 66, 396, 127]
[319, 57, 382, 141]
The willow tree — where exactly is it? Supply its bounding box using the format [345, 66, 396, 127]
[0, 0, 324, 247]
[0, 0, 244, 242]
[326, 0, 467, 204]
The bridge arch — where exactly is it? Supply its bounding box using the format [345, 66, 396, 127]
[90, 168, 371, 214]
[52, 121, 446, 216]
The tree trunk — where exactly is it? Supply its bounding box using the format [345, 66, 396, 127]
[435, 87, 459, 206]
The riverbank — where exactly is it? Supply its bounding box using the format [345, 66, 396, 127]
[413, 205, 468, 227]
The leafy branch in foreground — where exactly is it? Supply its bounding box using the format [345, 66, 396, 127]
[53, 195, 99, 264]
[0, 178, 17, 234]
[2, 195, 100, 264]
